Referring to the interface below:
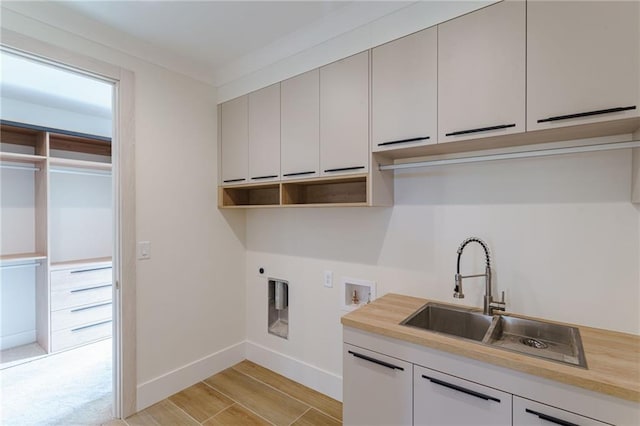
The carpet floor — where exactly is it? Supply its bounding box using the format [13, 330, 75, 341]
[0, 338, 113, 425]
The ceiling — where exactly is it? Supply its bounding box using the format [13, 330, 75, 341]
[48, 0, 411, 86]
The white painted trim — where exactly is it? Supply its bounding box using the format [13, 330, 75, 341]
[0, 330, 36, 351]
[136, 341, 246, 412]
[246, 340, 343, 402]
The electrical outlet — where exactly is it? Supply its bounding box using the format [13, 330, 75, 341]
[323, 270, 333, 288]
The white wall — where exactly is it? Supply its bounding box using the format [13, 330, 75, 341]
[49, 172, 112, 263]
[245, 149, 639, 399]
[1, 5, 246, 409]
[0, 97, 112, 137]
[0, 165, 37, 350]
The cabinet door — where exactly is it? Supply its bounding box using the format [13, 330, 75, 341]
[414, 365, 511, 426]
[248, 83, 280, 182]
[513, 396, 609, 426]
[320, 51, 369, 176]
[220, 95, 248, 185]
[372, 27, 437, 152]
[527, 1, 639, 131]
[438, 0, 525, 143]
[281, 69, 320, 180]
[343, 344, 412, 426]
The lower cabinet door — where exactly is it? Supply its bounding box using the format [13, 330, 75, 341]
[414, 365, 511, 426]
[513, 396, 609, 426]
[343, 343, 412, 425]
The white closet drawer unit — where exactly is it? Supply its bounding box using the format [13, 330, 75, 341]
[50, 265, 112, 290]
[51, 320, 112, 352]
[51, 301, 112, 332]
[51, 282, 112, 311]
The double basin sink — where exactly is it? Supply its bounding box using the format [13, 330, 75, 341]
[401, 303, 587, 368]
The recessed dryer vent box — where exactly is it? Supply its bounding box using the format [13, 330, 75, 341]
[268, 278, 288, 339]
[341, 277, 376, 312]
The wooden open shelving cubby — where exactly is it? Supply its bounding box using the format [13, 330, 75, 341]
[218, 174, 371, 208]
[282, 174, 367, 206]
[219, 183, 281, 208]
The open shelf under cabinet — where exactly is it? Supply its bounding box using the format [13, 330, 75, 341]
[219, 174, 370, 208]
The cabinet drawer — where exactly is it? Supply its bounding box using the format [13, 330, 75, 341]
[51, 283, 112, 311]
[51, 265, 112, 291]
[51, 319, 112, 352]
[513, 396, 610, 426]
[51, 301, 112, 332]
[414, 364, 511, 426]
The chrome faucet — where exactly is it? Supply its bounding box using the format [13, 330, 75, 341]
[454, 237, 505, 316]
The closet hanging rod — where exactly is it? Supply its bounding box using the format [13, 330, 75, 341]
[0, 163, 40, 172]
[378, 140, 640, 171]
[50, 168, 111, 177]
[0, 262, 41, 270]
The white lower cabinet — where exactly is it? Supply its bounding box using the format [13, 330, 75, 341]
[513, 397, 609, 426]
[414, 365, 511, 426]
[343, 328, 628, 426]
[343, 344, 412, 425]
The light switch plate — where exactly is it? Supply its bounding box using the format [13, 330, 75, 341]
[138, 241, 151, 260]
[323, 270, 333, 288]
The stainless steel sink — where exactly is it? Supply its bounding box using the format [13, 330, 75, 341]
[401, 303, 493, 342]
[484, 315, 587, 368]
[401, 303, 587, 368]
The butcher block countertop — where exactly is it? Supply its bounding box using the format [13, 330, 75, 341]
[341, 293, 640, 402]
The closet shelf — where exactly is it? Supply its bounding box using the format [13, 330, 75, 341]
[49, 157, 112, 171]
[0, 253, 47, 263]
[50, 257, 112, 270]
[0, 152, 47, 164]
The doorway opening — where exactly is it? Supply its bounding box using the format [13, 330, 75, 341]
[0, 48, 119, 424]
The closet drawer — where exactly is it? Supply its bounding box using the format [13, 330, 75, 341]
[51, 319, 112, 352]
[51, 301, 112, 332]
[50, 265, 112, 291]
[51, 283, 112, 311]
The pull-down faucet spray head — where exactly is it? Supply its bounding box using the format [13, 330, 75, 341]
[454, 237, 492, 303]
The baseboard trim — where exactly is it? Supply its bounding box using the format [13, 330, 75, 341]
[245, 340, 342, 401]
[136, 341, 245, 411]
[0, 330, 36, 351]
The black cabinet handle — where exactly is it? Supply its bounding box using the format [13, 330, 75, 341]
[422, 375, 500, 403]
[324, 166, 365, 173]
[445, 124, 516, 137]
[251, 175, 278, 180]
[283, 171, 316, 177]
[72, 319, 112, 333]
[71, 301, 112, 313]
[70, 266, 111, 274]
[70, 283, 112, 293]
[348, 350, 404, 371]
[223, 178, 245, 183]
[537, 105, 636, 123]
[378, 136, 430, 147]
[525, 409, 579, 426]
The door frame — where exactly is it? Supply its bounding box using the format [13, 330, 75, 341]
[1, 29, 137, 418]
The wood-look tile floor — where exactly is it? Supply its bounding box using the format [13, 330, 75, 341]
[117, 361, 342, 426]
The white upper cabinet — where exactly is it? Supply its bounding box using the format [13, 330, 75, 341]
[438, 0, 526, 143]
[320, 51, 369, 176]
[372, 26, 437, 152]
[527, 1, 639, 131]
[248, 83, 280, 182]
[281, 69, 320, 180]
[220, 95, 248, 185]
